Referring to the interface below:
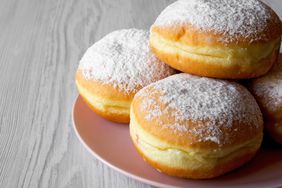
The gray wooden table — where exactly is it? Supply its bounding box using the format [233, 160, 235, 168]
[0, 0, 281, 188]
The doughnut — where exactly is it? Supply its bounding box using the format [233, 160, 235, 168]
[150, 0, 282, 79]
[130, 73, 263, 179]
[248, 54, 282, 144]
[76, 29, 175, 123]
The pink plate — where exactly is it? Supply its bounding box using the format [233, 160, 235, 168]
[72, 95, 282, 188]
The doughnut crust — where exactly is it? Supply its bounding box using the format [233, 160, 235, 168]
[76, 29, 175, 123]
[76, 71, 134, 123]
[130, 74, 263, 179]
[248, 54, 282, 144]
[150, 0, 282, 79]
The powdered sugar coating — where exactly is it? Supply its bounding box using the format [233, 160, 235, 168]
[137, 74, 263, 145]
[153, 0, 280, 43]
[79, 29, 175, 93]
[250, 61, 282, 112]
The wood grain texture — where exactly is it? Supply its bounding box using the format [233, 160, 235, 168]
[0, 0, 281, 188]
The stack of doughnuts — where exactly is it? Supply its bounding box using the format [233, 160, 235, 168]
[76, 0, 282, 180]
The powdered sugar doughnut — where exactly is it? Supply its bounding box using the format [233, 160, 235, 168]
[130, 73, 263, 179]
[248, 54, 282, 144]
[76, 29, 175, 123]
[150, 0, 282, 79]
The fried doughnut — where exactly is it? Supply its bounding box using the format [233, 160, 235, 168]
[150, 0, 282, 79]
[76, 29, 175, 123]
[130, 73, 263, 179]
[248, 54, 282, 144]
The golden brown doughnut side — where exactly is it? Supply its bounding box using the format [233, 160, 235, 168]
[75, 70, 137, 123]
[249, 94, 282, 144]
[247, 54, 282, 144]
[130, 104, 262, 179]
[131, 87, 263, 149]
[248, 85, 282, 144]
[150, 40, 280, 79]
[76, 70, 136, 101]
[248, 87, 282, 121]
[79, 95, 130, 123]
[131, 137, 257, 179]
